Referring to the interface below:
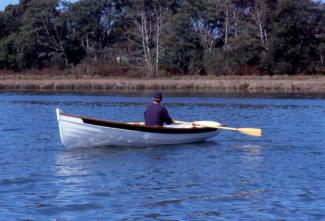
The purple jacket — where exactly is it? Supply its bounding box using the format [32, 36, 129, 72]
[144, 103, 173, 126]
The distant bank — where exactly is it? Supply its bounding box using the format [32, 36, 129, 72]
[1, 74, 324, 93]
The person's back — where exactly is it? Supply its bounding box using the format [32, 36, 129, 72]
[144, 92, 174, 126]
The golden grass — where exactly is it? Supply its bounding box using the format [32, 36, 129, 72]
[0, 72, 325, 93]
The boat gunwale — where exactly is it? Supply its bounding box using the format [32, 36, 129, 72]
[59, 112, 218, 134]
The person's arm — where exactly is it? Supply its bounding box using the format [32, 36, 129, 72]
[162, 106, 174, 125]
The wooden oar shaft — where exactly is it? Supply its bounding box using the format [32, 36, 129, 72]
[176, 120, 262, 137]
[210, 126, 239, 131]
[177, 121, 232, 130]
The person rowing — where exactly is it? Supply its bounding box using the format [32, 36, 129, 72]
[144, 91, 262, 136]
[144, 91, 175, 126]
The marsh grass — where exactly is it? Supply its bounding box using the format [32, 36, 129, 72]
[0, 68, 324, 93]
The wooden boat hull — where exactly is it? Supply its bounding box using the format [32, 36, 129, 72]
[56, 108, 219, 149]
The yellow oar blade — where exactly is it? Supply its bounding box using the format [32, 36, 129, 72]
[238, 128, 262, 137]
[206, 125, 262, 137]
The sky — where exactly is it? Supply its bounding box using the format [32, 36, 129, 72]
[0, 0, 17, 11]
[0, 0, 78, 11]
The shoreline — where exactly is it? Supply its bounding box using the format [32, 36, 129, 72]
[1, 75, 325, 93]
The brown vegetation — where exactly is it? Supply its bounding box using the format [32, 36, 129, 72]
[1, 68, 324, 93]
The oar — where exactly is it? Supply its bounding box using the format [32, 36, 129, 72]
[175, 120, 262, 137]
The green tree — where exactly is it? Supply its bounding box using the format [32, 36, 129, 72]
[0, 0, 324, 75]
[0, 0, 84, 70]
[161, 0, 205, 75]
[0, 2, 36, 70]
[261, 0, 324, 74]
[66, 0, 124, 61]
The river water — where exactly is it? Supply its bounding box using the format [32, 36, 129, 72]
[0, 92, 324, 220]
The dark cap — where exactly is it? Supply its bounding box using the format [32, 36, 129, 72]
[153, 91, 162, 99]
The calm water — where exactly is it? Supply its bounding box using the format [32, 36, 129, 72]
[0, 92, 324, 220]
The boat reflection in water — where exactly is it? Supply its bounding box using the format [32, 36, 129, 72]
[230, 144, 266, 201]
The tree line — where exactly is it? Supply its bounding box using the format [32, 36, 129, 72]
[0, 0, 324, 76]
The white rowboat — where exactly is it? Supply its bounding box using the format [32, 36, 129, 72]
[56, 108, 220, 149]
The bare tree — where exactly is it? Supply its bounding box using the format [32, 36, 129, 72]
[209, 0, 232, 46]
[233, 7, 237, 38]
[190, 0, 221, 64]
[192, 18, 214, 65]
[40, 16, 69, 67]
[127, 1, 169, 77]
[222, 0, 231, 45]
[251, 0, 268, 50]
[130, 9, 153, 75]
[154, 3, 169, 75]
[191, 0, 239, 65]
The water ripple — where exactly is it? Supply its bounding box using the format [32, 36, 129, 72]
[0, 93, 324, 220]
